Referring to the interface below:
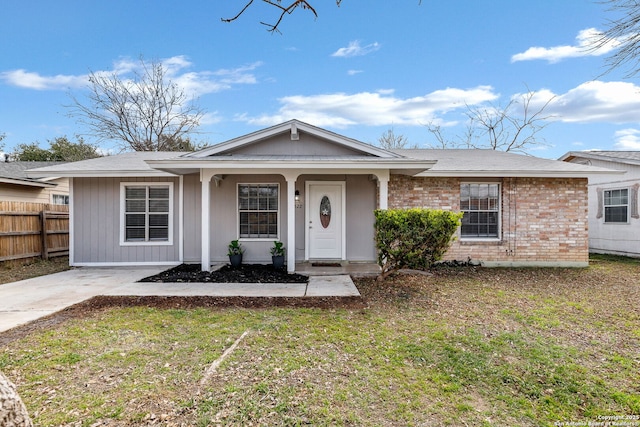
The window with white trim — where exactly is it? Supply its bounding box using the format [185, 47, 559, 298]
[52, 194, 69, 205]
[460, 183, 500, 238]
[238, 184, 279, 239]
[604, 188, 628, 223]
[121, 183, 172, 244]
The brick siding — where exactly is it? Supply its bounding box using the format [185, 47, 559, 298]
[387, 176, 589, 265]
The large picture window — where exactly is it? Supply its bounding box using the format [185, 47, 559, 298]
[121, 183, 172, 245]
[604, 188, 628, 223]
[238, 184, 279, 239]
[460, 183, 500, 239]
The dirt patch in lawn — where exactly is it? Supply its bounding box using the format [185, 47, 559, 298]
[138, 263, 309, 283]
[0, 256, 70, 285]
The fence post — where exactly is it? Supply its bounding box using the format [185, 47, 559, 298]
[40, 211, 48, 260]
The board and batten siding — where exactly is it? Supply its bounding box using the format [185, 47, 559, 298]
[72, 176, 180, 265]
[181, 172, 378, 264]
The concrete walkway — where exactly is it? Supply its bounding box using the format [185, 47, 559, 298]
[0, 267, 361, 333]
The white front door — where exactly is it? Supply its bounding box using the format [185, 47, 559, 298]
[307, 182, 344, 259]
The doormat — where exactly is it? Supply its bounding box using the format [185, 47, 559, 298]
[311, 262, 342, 267]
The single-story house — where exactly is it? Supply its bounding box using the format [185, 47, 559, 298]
[0, 161, 69, 205]
[28, 120, 618, 272]
[560, 150, 639, 258]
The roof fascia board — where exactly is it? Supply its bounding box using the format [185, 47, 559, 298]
[0, 177, 58, 187]
[559, 151, 640, 166]
[186, 120, 400, 159]
[24, 170, 176, 178]
[146, 159, 435, 171]
[414, 170, 626, 178]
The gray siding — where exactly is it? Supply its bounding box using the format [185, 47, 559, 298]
[228, 132, 369, 156]
[208, 174, 289, 263]
[182, 173, 202, 263]
[72, 177, 180, 264]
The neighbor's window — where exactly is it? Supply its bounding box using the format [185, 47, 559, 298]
[460, 183, 500, 238]
[121, 183, 172, 244]
[238, 184, 279, 239]
[52, 194, 69, 205]
[604, 188, 628, 223]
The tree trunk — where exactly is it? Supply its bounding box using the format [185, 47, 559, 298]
[0, 371, 33, 427]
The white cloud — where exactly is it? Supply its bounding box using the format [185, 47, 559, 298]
[511, 28, 621, 63]
[0, 56, 262, 97]
[0, 69, 88, 90]
[238, 86, 499, 128]
[331, 41, 380, 58]
[542, 81, 640, 124]
[347, 69, 363, 76]
[613, 128, 640, 149]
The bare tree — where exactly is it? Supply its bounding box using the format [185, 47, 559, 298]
[593, 0, 640, 77]
[378, 127, 415, 150]
[68, 58, 204, 152]
[425, 90, 555, 154]
[222, 0, 342, 33]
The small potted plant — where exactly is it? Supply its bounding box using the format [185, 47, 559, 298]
[227, 239, 244, 267]
[270, 241, 285, 270]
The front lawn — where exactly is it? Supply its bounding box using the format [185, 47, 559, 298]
[1, 255, 639, 426]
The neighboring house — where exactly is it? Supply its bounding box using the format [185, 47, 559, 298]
[27, 120, 617, 272]
[560, 151, 639, 258]
[0, 161, 69, 205]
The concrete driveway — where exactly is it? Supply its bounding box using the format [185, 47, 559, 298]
[0, 267, 360, 333]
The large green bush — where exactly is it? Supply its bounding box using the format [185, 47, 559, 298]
[374, 208, 463, 280]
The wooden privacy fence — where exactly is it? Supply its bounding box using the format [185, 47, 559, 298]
[0, 201, 69, 262]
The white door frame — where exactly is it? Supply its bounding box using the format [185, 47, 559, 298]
[305, 181, 346, 260]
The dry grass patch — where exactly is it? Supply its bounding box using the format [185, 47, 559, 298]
[0, 255, 639, 426]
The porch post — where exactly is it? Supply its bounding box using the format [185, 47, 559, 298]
[284, 173, 298, 273]
[200, 169, 214, 271]
[378, 171, 390, 210]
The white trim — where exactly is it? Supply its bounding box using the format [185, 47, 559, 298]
[186, 120, 402, 159]
[0, 177, 57, 188]
[51, 193, 70, 205]
[72, 261, 180, 267]
[69, 178, 75, 266]
[178, 175, 184, 262]
[415, 170, 617, 178]
[236, 182, 280, 240]
[603, 187, 630, 224]
[119, 182, 174, 246]
[459, 182, 502, 241]
[305, 181, 346, 261]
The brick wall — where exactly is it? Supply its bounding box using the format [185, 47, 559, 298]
[387, 175, 589, 265]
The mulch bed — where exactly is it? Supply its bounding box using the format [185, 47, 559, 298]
[138, 263, 309, 283]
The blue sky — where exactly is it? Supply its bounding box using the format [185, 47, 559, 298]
[1, 0, 638, 159]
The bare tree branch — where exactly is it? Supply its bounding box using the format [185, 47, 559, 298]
[67, 57, 204, 152]
[593, 0, 640, 77]
[425, 89, 555, 154]
[378, 127, 416, 150]
[222, 0, 339, 33]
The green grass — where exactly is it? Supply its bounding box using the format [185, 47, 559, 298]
[1, 255, 639, 426]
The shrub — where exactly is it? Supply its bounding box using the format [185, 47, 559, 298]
[374, 208, 463, 280]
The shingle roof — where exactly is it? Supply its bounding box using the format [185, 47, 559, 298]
[0, 161, 66, 180]
[559, 151, 640, 166]
[25, 149, 618, 178]
[394, 149, 617, 176]
[24, 152, 187, 177]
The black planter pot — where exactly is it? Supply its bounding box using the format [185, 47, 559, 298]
[229, 253, 243, 267]
[272, 255, 285, 270]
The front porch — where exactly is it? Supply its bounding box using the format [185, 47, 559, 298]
[294, 261, 380, 278]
